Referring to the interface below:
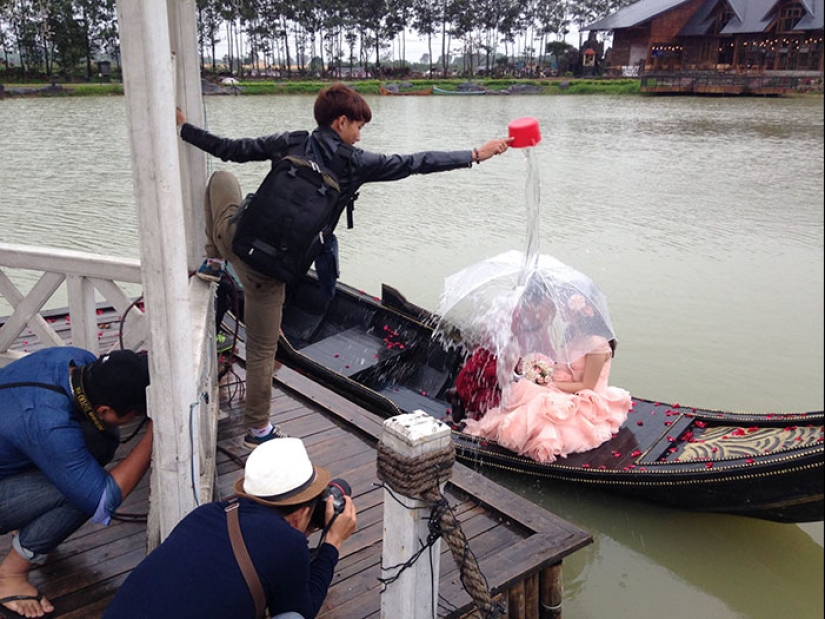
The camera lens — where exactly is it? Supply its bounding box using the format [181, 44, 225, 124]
[327, 479, 351, 511]
[311, 478, 351, 529]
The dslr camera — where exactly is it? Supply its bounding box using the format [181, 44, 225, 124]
[311, 479, 351, 529]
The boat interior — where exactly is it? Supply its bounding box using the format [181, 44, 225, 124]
[279, 274, 462, 420]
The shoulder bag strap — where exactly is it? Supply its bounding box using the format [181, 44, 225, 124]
[225, 501, 267, 619]
[0, 381, 67, 395]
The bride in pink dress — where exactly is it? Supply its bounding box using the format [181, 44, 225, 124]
[463, 292, 632, 463]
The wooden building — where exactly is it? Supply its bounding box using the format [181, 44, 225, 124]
[585, 0, 824, 85]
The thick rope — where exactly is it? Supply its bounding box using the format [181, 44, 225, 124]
[376, 442, 455, 497]
[376, 441, 504, 619]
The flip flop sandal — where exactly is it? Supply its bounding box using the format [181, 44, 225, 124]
[0, 591, 46, 617]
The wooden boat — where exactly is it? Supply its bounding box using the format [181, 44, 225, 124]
[379, 85, 433, 96]
[433, 86, 486, 95]
[260, 274, 824, 523]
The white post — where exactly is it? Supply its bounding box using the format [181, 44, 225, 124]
[168, 0, 208, 270]
[115, 0, 200, 543]
[379, 411, 452, 619]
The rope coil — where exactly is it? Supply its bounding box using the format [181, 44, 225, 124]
[376, 441, 454, 498]
[376, 439, 503, 619]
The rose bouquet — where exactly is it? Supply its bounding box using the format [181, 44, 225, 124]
[516, 353, 554, 385]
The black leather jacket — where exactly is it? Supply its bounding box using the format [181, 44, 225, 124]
[180, 123, 474, 208]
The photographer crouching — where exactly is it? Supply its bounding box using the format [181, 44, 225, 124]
[0, 347, 152, 619]
[104, 438, 357, 619]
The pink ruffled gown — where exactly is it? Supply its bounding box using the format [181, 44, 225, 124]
[463, 338, 631, 463]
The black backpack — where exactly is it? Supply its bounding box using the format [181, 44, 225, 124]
[231, 132, 355, 285]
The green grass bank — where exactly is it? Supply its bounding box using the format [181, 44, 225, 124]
[1, 77, 642, 97]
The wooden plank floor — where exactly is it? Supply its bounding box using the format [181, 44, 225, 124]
[1, 315, 592, 618]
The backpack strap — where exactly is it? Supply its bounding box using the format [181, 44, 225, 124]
[301, 133, 359, 232]
[333, 144, 359, 230]
[225, 501, 267, 619]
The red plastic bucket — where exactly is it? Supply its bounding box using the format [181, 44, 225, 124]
[508, 117, 542, 148]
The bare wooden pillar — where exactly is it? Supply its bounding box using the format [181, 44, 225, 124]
[524, 571, 539, 619]
[508, 579, 526, 619]
[539, 563, 563, 619]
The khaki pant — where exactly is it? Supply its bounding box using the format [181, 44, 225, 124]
[205, 171, 285, 430]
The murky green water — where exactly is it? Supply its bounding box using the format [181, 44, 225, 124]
[1, 93, 822, 619]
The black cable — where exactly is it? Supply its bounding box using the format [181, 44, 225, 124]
[118, 295, 145, 350]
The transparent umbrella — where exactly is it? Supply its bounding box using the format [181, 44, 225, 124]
[435, 250, 615, 386]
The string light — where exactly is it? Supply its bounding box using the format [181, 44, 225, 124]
[654, 31, 820, 70]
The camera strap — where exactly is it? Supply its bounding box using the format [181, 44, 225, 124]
[225, 501, 266, 619]
[309, 511, 341, 563]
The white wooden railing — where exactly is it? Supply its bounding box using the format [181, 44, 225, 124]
[0, 240, 219, 510]
[0, 242, 147, 364]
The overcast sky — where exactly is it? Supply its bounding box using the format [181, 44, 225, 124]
[393, 28, 584, 62]
[215, 27, 585, 64]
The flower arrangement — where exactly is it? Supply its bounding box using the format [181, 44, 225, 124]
[455, 348, 501, 419]
[517, 353, 554, 385]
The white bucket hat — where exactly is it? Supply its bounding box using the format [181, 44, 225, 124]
[233, 437, 330, 507]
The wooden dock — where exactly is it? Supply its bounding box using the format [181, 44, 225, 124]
[1, 332, 592, 618]
[639, 71, 807, 95]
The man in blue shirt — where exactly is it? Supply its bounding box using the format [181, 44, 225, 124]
[104, 437, 357, 619]
[0, 346, 152, 618]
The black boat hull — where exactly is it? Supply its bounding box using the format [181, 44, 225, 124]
[266, 275, 824, 523]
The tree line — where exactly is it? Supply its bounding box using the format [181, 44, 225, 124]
[0, 0, 632, 81]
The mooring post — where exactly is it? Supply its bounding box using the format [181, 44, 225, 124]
[539, 563, 564, 619]
[378, 410, 453, 619]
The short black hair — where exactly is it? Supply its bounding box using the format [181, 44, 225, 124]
[83, 349, 150, 417]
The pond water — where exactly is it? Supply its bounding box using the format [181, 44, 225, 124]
[0, 93, 822, 619]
